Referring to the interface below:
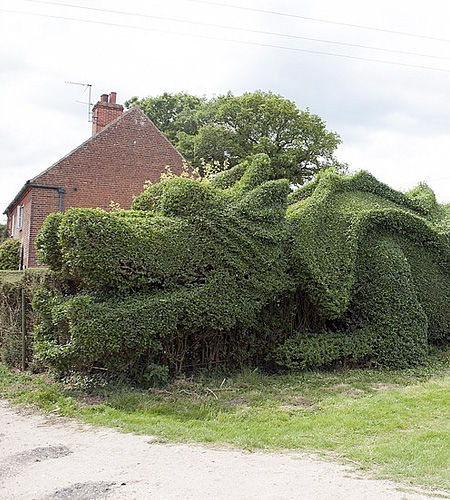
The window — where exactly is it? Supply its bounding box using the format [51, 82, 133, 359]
[17, 205, 23, 230]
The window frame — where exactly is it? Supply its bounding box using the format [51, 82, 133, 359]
[17, 205, 24, 231]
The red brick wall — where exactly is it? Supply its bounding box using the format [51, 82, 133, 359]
[9, 189, 33, 268]
[8, 106, 186, 267]
[35, 107, 185, 211]
[29, 188, 61, 267]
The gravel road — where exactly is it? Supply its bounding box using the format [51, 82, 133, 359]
[0, 399, 448, 500]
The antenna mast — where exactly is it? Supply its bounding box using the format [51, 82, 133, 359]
[65, 81, 93, 122]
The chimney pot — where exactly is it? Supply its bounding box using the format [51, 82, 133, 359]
[100, 94, 108, 102]
[109, 92, 117, 104]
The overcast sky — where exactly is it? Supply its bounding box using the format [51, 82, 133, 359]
[1, 0, 450, 223]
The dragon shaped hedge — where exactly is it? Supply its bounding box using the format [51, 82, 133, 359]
[34, 154, 450, 376]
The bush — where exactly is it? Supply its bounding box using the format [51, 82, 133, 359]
[35, 155, 294, 374]
[0, 239, 21, 270]
[279, 170, 448, 369]
[33, 158, 450, 375]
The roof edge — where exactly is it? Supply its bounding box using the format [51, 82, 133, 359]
[28, 107, 139, 185]
[4, 182, 65, 214]
[129, 106, 187, 164]
[4, 106, 187, 214]
[4, 182, 31, 214]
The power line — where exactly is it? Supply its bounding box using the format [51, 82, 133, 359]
[19, 0, 450, 62]
[2, 8, 450, 74]
[185, 0, 450, 44]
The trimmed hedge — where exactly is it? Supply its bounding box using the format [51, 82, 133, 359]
[33, 156, 450, 375]
[276, 170, 450, 369]
[35, 155, 294, 375]
[0, 239, 21, 270]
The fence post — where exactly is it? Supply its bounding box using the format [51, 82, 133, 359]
[21, 287, 26, 371]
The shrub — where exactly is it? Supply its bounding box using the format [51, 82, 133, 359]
[279, 170, 448, 369]
[0, 239, 21, 270]
[33, 158, 450, 375]
[0, 224, 7, 243]
[35, 155, 294, 374]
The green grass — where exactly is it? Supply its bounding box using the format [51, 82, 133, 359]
[2, 353, 450, 491]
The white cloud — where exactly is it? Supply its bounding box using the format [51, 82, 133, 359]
[338, 128, 450, 202]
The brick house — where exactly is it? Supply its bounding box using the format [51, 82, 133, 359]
[4, 92, 185, 268]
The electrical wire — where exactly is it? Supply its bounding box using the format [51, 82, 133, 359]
[185, 0, 450, 44]
[18, 0, 450, 62]
[2, 8, 450, 74]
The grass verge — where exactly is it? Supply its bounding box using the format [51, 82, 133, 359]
[1, 351, 450, 491]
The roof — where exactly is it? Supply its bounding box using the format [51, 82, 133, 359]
[4, 107, 185, 214]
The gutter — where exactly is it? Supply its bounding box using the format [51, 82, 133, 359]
[4, 182, 65, 214]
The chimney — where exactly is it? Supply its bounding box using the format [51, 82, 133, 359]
[91, 92, 124, 135]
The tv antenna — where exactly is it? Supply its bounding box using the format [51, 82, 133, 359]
[65, 81, 93, 122]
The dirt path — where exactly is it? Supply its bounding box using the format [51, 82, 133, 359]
[0, 399, 448, 500]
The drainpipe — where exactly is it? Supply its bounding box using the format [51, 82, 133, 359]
[30, 184, 66, 212]
[57, 187, 65, 212]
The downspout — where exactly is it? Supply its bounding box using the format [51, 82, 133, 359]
[57, 187, 65, 212]
[29, 184, 66, 212]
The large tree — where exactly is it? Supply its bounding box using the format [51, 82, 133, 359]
[125, 90, 344, 185]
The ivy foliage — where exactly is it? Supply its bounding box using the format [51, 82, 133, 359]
[35, 155, 294, 375]
[278, 171, 450, 369]
[34, 156, 450, 375]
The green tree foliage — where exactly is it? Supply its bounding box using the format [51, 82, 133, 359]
[125, 92, 206, 145]
[125, 91, 344, 185]
[34, 157, 450, 377]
